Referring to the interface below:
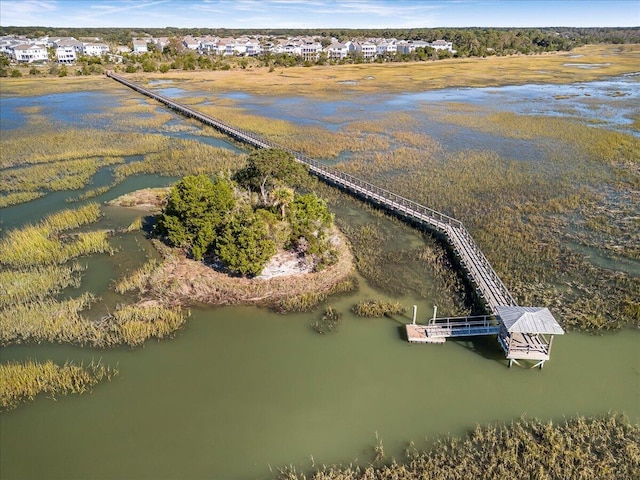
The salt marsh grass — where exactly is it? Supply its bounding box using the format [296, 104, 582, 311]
[1, 156, 124, 193]
[109, 302, 188, 346]
[278, 413, 640, 480]
[0, 203, 110, 268]
[0, 292, 97, 346]
[352, 299, 406, 317]
[0, 76, 117, 97]
[114, 138, 245, 178]
[0, 292, 187, 348]
[0, 360, 118, 412]
[0, 264, 83, 308]
[114, 258, 161, 294]
[0, 119, 244, 206]
[0, 128, 167, 168]
[0, 191, 44, 208]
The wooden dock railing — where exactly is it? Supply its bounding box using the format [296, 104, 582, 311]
[106, 72, 517, 314]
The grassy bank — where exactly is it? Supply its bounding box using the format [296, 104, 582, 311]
[114, 230, 356, 313]
[278, 413, 640, 480]
[0, 360, 118, 412]
[0, 75, 118, 97]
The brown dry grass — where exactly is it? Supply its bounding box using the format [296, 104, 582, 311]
[130, 45, 640, 98]
[125, 229, 354, 309]
[0, 75, 119, 97]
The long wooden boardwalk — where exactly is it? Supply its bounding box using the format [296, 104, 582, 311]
[107, 72, 562, 367]
[107, 72, 514, 313]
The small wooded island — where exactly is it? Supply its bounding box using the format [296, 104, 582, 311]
[111, 148, 355, 311]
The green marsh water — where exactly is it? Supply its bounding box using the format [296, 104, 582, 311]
[1, 303, 639, 479]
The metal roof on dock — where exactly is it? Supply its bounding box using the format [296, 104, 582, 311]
[497, 306, 564, 335]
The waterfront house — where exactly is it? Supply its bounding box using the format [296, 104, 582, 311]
[182, 36, 200, 50]
[12, 44, 48, 63]
[56, 46, 76, 63]
[82, 43, 109, 57]
[301, 40, 322, 61]
[430, 39, 455, 53]
[245, 39, 262, 56]
[132, 39, 148, 54]
[353, 40, 376, 60]
[56, 38, 85, 53]
[325, 42, 349, 60]
[376, 39, 397, 56]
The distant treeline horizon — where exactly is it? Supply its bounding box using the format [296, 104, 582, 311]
[1, 26, 638, 42]
[2, 26, 638, 59]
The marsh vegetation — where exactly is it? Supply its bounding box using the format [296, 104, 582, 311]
[278, 413, 640, 480]
[0, 360, 118, 412]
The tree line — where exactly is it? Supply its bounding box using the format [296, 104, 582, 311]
[1, 26, 638, 56]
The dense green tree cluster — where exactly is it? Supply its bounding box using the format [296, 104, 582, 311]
[155, 149, 334, 277]
[155, 174, 235, 260]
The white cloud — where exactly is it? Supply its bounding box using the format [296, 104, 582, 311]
[77, 0, 170, 19]
[0, 0, 58, 25]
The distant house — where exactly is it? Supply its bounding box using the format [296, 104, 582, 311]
[182, 36, 200, 50]
[82, 43, 109, 57]
[56, 38, 84, 53]
[154, 37, 170, 51]
[199, 36, 220, 53]
[214, 37, 232, 55]
[51, 37, 81, 48]
[56, 46, 76, 63]
[429, 39, 455, 53]
[245, 39, 262, 56]
[301, 41, 322, 61]
[376, 39, 397, 56]
[0, 35, 28, 56]
[325, 42, 349, 60]
[12, 44, 48, 63]
[132, 39, 148, 54]
[396, 40, 415, 55]
[354, 41, 376, 60]
[116, 45, 131, 54]
[231, 39, 247, 56]
[283, 40, 301, 56]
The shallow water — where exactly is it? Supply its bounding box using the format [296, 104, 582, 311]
[1, 304, 638, 480]
[210, 76, 640, 138]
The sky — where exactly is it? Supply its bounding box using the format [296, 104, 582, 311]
[1, 0, 638, 29]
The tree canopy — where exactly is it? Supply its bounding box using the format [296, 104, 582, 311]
[288, 194, 333, 255]
[215, 211, 276, 276]
[154, 150, 335, 277]
[155, 174, 234, 260]
[235, 148, 308, 204]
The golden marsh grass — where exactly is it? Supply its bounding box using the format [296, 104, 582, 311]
[0, 360, 118, 412]
[0, 263, 83, 308]
[135, 45, 640, 98]
[0, 203, 111, 268]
